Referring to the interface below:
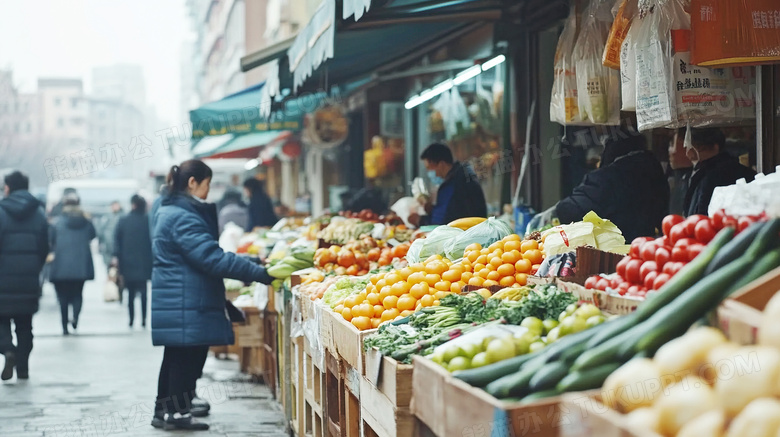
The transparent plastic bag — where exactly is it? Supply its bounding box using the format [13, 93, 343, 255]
[445, 217, 513, 260]
[550, 3, 583, 125]
[405, 238, 425, 264]
[412, 226, 464, 262]
[574, 0, 621, 125]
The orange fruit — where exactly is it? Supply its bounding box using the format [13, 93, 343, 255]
[344, 295, 360, 308]
[433, 300, 441, 306]
[491, 249, 504, 260]
[434, 291, 450, 300]
[502, 250, 522, 265]
[521, 239, 539, 252]
[425, 261, 448, 276]
[381, 308, 400, 321]
[366, 293, 380, 306]
[397, 296, 417, 312]
[375, 279, 388, 291]
[499, 276, 516, 287]
[425, 274, 441, 287]
[391, 282, 408, 297]
[410, 283, 429, 299]
[515, 273, 528, 286]
[365, 284, 377, 294]
[497, 264, 515, 278]
[361, 303, 376, 318]
[483, 279, 499, 288]
[383, 295, 399, 309]
[488, 241, 503, 252]
[407, 271, 425, 285]
[486, 271, 501, 281]
[505, 234, 522, 241]
[515, 259, 532, 274]
[489, 257, 504, 268]
[425, 254, 443, 263]
[468, 276, 484, 287]
[420, 294, 435, 307]
[442, 267, 463, 283]
[334, 304, 344, 313]
[480, 248, 490, 255]
[523, 249, 543, 265]
[385, 272, 402, 285]
[450, 282, 462, 294]
[477, 268, 490, 279]
[465, 243, 482, 253]
[434, 280, 452, 292]
[399, 267, 413, 280]
[373, 304, 386, 317]
[370, 274, 381, 285]
[475, 254, 488, 266]
[351, 316, 371, 331]
[487, 263, 497, 272]
[400, 310, 414, 317]
[466, 251, 480, 263]
[409, 263, 425, 273]
[503, 240, 522, 252]
[473, 263, 487, 273]
[341, 307, 353, 321]
[461, 272, 473, 283]
[371, 318, 381, 329]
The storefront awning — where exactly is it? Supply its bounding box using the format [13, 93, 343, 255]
[190, 134, 234, 158]
[189, 82, 303, 140]
[193, 130, 288, 160]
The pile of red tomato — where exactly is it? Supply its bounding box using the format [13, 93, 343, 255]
[585, 211, 764, 298]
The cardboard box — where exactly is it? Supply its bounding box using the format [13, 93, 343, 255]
[717, 266, 780, 344]
[556, 279, 643, 316]
[234, 306, 264, 347]
[412, 356, 565, 437]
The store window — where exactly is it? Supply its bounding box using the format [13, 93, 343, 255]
[418, 63, 506, 216]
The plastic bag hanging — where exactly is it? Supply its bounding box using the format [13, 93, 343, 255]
[573, 0, 622, 125]
[550, 3, 583, 125]
[619, 0, 649, 111]
[603, 0, 638, 69]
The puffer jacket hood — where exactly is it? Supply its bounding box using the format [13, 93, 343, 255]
[0, 191, 41, 220]
[61, 206, 92, 230]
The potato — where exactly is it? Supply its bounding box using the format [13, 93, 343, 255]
[676, 409, 726, 437]
[759, 292, 780, 352]
[713, 345, 780, 417]
[622, 407, 660, 435]
[602, 358, 663, 413]
[654, 327, 726, 381]
[655, 376, 716, 436]
[725, 398, 780, 437]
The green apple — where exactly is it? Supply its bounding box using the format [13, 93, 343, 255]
[470, 352, 490, 368]
[542, 319, 559, 335]
[485, 339, 516, 363]
[546, 326, 561, 343]
[448, 356, 471, 372]
[442, 345, 464, 363]
[460, 343, 481, 360]
[586, 315, 606, 329]
[521, 317, 545, 335]
[529, 341, 546, 354]
[575, 304, 602, 320]
[559, 316, 588, 336]
[481, 336, 497, 351]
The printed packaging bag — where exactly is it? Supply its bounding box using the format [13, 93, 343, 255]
[550, 4, 583, 125]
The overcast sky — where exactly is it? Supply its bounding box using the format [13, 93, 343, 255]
[0, 0, 189, 125]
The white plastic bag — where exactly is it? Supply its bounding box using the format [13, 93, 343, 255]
[573, 0, 621, 125]
[620, 0, 648, 111]
[445, 217, 513, 260]
[103, 279, 119, 302]
[390, 197, 426, 228]
[550, 3, 583, 125]
[218, 222, 245, 253]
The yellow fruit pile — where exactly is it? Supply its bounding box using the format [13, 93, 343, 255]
[460, 234, 544, 289]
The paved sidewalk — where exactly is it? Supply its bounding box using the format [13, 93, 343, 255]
[0, 263, 287, 437]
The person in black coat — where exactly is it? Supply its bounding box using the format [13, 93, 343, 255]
[667, 128, 693, 216]
[115, 195, 153, 328]
[0, 171, 49, 380]
[243, 178, 278, 230]
[683, 128, 756, 217]
[49, 193, 96, 335]
[409, 143, 487, 226]
[554, 129, 670, 241]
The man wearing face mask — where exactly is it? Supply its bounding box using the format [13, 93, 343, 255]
[408, 143, 486, 226]
[683, 128, 755, 216]
[667, 128, 693, 216]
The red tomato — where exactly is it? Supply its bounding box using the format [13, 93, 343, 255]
[625, 259, 643, 284]
[737, 216, 755, 233]
[655, 247, 671, 268]
[662, 215, 686, 237]
[712, 209, 727, 230]
[687, 243, 705, 261]
[596, 278, 610, 291]
[684, 215, 708, 235]
[584, 276, 598, 290]
[639, 261, 658, 281]
[610, 277, 621, 289]
[671, 246, 688, 263]
[670, 262, 686, 275]
[627, 285, 642, 296]
[617, 282, 630, 296]
[653, 273, 671, 290]
[669, 223, 689, 245]
[639, 242, 658, 262]
[644, 271, 659, 289]
[630, 237, 654, 258]
[675, 238, 697, 249]
[694, 220, 716, 244]
[616, 257, 630, 278]
[656, 236, 672, 249]
[722, 216, 738, 230]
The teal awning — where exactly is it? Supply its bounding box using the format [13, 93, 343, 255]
[189, 83, 303, 140]
[192, 131, 288, 159]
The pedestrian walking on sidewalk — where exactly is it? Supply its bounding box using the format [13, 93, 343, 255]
[114, 195, 152, 328]
[150, 160, 275, 431]
[0, 171, 49, 381]
[48, 193, 96, 335]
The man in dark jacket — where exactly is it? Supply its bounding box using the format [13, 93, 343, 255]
[554, 131, 670, 241]
[683, 128, 756, 216]
[243, 178, 278, 230]
[115, 195, 153, 327]
[409, 143, 487, 226]
[668, 128, 693, 216]
[0, 171, 49, 380]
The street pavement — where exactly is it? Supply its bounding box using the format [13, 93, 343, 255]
[0, 258, 288, 437]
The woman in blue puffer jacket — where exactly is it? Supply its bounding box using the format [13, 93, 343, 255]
[150, 160, 273, 431]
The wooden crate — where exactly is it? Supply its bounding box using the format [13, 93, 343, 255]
[717, 266, 780, 344]
[555, 280, 643, 316]
[558, 393, 660, 437]
[362, 347, 413, 408]
[360, 376, 415, 437]
[291, 336, 305, 437]
[263, 310, 279, 399]
[412, 356, 564, 437]
[303, 335, 327, 437]
[234, 306, 264, 347]
[239, 346, 265, 377]
[322, 308, 377, 372]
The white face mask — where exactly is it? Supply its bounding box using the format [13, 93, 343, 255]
[683, 125, 700, 165]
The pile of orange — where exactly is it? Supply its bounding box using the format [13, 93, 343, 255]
[335, 255, 456, 330]
[459, 234, 544, 289]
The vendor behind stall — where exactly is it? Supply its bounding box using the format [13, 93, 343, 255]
[408, 143, 487, 226]
[683, 127, 756, 216]
[668, 128, 693, 216]
[533, 124, 669, 241]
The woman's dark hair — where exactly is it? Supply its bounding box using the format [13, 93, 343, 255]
[420, 143, 454, 164]
[167, 160, 212, 194]
[131, 194, 146, 212]
[243, 177, 265, 194]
